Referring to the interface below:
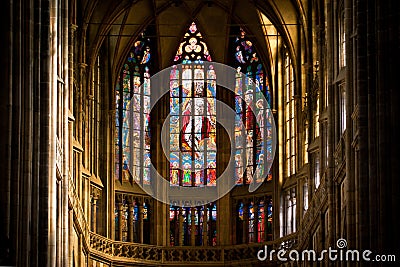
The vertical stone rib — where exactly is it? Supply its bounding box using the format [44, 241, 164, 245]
[366, 0, 377, 254]
[0, 0, 13, 265]
[19, 0, 34, 265]
[31, 0, 41, 264]
[356, 0, 369, 251]
[39, 0, 50, 265]
[62, 0, 70, 264]
[48, 0, 58, 265]
[344, 0, 356, 252]
[10, 0, 22, 265]
[325, 0, 337, 252]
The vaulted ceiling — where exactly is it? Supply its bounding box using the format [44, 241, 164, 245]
[79, 0, 307, 85]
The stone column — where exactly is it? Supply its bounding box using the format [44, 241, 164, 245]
[217, 195, 231, 245]
[355, 0, 369, 252]
[108, 110, 116, 240]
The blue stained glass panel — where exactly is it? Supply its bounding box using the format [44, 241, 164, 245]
[170, 152, 179, 168]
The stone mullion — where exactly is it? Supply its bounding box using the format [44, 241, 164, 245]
[191, 207, 196, 246]
[243, 202, 248, 243]
[263, 198, 268, 241]
[283, 192, 289, 234]
[179, 207, 184, 246]
[253, 202, 258, 243]
[128, 200, 134, 242]
[202, 205, 208, 246]
[117, 202, 123, 241]
[91, 196, 97, 233]
[292, 189, 297, 232]
[232, 201, 237, 245]
[138, 202, 144, 243]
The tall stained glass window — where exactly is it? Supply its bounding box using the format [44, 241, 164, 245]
[168, 23, 217, 247]
[115, 32, 153, 184]
[232, 27, 273, 185]
[169, 22, 216, 187]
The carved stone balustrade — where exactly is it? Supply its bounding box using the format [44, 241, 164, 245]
[89, 232, 298, 266]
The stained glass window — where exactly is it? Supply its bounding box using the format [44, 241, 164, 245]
[169, 206, 180, 246]
[232, 27, 273, 185]
[169, 202, 217, 246]
[121, 200, 129, 242]
[284, 188, 296, 235]
[182, 207, 191, 245]
[208, 203, 217, 246]
[115, 31, 153, 184]
[267, 198, 273, 241]
[257, 201, 265, 242]
[114, 204, 119, 240]
[133, 202, 139, 242]
[169, 22, 216, 187]
[143, 201, 151, 243]
[114, 197, 148, 243]
[236, 197, 272, 244]
[248, 202, 255, 243]
[194, 206, 204, 245]
[168, 22, 217, 247]
[236, 202, 244, 244]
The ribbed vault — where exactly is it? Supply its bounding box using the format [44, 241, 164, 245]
[80, 0, 305, 88]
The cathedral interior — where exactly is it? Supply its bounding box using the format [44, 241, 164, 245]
[0, 0, 399, 266]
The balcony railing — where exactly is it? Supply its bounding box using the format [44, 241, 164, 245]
[89, 232, 298, 265]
